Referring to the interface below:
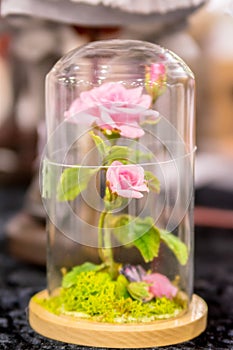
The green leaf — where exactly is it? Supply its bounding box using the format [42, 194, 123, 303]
[115, 275, 130, 299]
[133, 150, 153, 162]
[104, 145, 152, 165]
[113, 215, 160, 263]
[57, 166, 98, 201]
[133, 225, 161, 263]
[89, 131, 110, 157]
[62, 262, 105, 288]
[110, 214, 134, 242]
[144, 171, 160, 193]
[104, 145, 131, 164]
[160, 230, 188, 266]
[127, 281, 152, 302]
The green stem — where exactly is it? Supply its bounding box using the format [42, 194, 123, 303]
[98, 210, 114, 276]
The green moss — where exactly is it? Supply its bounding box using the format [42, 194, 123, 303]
[36, 270, 186, 323]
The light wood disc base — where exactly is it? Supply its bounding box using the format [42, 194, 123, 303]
[29, 290, 207, 348]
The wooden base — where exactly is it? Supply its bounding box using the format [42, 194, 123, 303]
[29, 290, 207, 348]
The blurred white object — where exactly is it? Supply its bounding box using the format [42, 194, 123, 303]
[1, 0, 206, 25]
[159, 31, 201, 71]
[196, 153, 233, 190]
[204, 16, 233, 59]
[70, 0, 205, 14]
[205, 0, 233, 15]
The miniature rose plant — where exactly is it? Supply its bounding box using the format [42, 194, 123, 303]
[43, 64, 189, 319]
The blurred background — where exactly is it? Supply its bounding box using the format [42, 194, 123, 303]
[0, 0, 232, 263]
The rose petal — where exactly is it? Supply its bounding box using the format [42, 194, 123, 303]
[118, 124, 145, 139]
[117, 189, 144, 199]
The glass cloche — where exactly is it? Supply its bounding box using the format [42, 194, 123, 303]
[29, 40, 207, 348]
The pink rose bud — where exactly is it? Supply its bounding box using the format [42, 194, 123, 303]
[143, 273, 178, 299]
[106, 161, 149, 199]
[150, 63, 166, 81]
[145, 63, 166, 103]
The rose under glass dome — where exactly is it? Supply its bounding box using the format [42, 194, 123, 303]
[29, 40, 207, 348]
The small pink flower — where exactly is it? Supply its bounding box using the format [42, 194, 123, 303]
[143, 273, 178, 299]
[150, 63, 166, 83]
[106, 161, 148, 199]
[145, 63, 166, 102]
[64, 82, 159, 139]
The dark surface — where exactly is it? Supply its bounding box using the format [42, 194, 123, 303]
[0, 186, 233, 350]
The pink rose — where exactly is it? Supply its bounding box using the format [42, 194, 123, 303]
[143, 273, 178, 299]
[64, 82, 159, 139]
[106, 161, 148, 199]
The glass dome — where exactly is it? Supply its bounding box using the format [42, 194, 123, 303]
[41, 39, 195, 324]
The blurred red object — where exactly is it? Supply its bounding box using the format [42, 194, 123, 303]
[0, 33, 11, 57]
